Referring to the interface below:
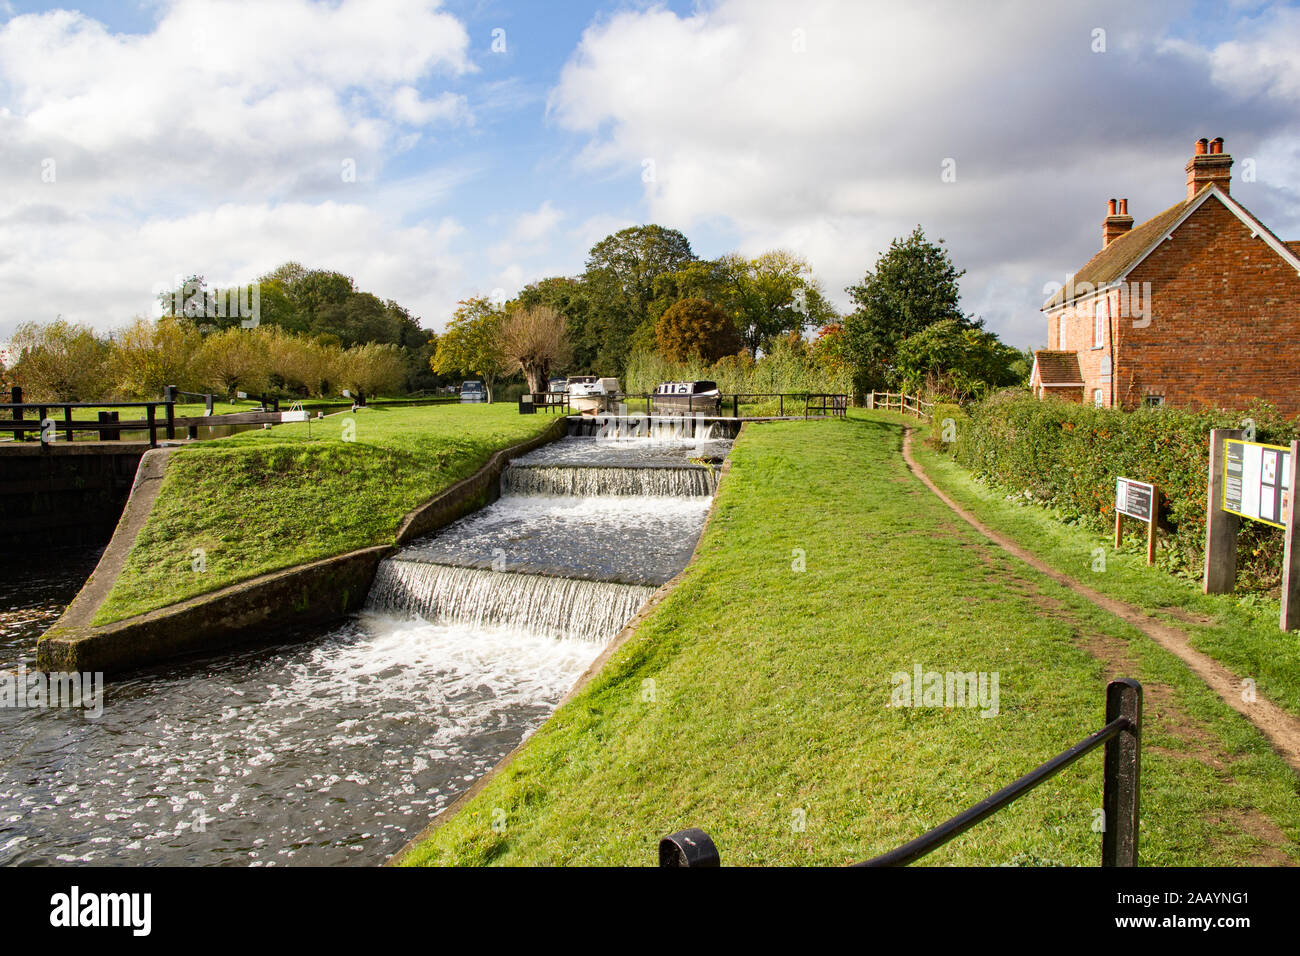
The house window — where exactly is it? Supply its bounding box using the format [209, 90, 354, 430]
[1058, 317, 1067, 350]
[1093, 388, 1104, 407]
[1143, 394, 1164, 408]
[1094, 297, 1106, 348]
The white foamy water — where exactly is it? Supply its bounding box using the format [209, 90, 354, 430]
[0, 612, 600, 866]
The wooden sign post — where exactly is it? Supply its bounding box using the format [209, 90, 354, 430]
[1203, 431, 1299, 633]
[1115, 477, 1159, 565]
[1281, 440, 1300, 633]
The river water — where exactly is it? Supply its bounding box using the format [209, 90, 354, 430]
[0, 435, 727, 866]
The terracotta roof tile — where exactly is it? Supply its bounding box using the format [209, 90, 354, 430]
[1041, 190, 1208, 311]
[1032, 350, 1084, 385]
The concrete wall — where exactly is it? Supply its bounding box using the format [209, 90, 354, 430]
[37, 416, 569, 674]
[0, 442, 147, 549]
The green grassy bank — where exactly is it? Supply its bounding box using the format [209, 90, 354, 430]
[910, 419, 1300, 722]
[91, 404, 555, 625]
[402, 412, 1300, 866]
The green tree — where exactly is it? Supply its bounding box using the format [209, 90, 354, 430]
[721, 250, 836, 356]
[655, 297, 742, 363]
[893, 319, 1024, 401]
[432, 297, 508, 401]
[842, 226, 973, 394]
[581, 225, 696, 372]
[500, 304, 572, 393]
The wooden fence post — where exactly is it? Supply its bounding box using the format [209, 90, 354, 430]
[1281, 441, 1300, 632]
[1204, 428, 1243, 594]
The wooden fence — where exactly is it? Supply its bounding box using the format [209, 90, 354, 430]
[866, 392, 934, 420]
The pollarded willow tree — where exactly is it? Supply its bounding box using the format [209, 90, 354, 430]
[500, 304, 572, 393]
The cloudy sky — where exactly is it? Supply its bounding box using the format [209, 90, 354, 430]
[2, 0, 1298, 349]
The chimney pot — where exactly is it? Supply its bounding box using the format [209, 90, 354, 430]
[1119, 198, 1128, 215]
[1186, 137, 1232, 199]
[1103, 198, 1134, 246]
[1107, 198, 1117, 215]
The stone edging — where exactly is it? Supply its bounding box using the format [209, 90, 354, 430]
[37, 415, 569, 674]
[384, 423, 748, 866]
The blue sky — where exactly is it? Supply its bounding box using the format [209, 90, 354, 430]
[2, 0, 1298, 350]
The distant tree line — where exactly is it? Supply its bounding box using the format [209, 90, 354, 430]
[431, 223, 1027, 403]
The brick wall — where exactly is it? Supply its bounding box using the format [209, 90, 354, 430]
[1117, 198, 1300, 417]
[1044, 195, 1300, 418]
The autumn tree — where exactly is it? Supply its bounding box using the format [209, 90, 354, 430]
[107, 316, 204, 398]
[500, 304, 571, 393]
[197, 326, 270, 399]
[9, 319, 111, 401]
[655, 297, 742, 363]
[336, 342, 408, 404]
[432, 297, 508, 401]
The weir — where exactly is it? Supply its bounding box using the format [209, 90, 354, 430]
[368, 562, 656, 643]
[371, 433, 728, 635]
[503, 463, 717, 497]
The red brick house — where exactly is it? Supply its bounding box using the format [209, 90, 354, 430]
[1030, 138, 1300, 417]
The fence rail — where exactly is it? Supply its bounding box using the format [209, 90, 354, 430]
[867, 391, 934, 420]
[659, 678, 1142, 868]
[546, 391, 849, 419]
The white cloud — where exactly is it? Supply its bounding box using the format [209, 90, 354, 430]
[550, 0, 1300, 347]
[0, 0, 476, 336]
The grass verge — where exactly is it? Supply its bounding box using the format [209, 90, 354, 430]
[91, 404, 554, 624]
[909, 416, 1300, 721]
[402, 411, 1300, 866]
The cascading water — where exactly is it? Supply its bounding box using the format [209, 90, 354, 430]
[1, 429, 729, 866]
[368, 563, 656, 643]
[503, 463, 717, 497]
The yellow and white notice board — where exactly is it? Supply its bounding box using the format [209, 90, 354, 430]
[1223, 439, 1292, 528]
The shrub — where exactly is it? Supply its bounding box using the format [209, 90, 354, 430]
[952, 393, 1298, 588]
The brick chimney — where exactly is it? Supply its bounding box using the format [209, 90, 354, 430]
[1185, 137, 1231, 199]
[1103, 197, 1133, 246]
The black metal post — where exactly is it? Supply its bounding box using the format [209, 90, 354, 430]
[63, 404, 73, 442]
[659, 828, 720, 867]
[205, 393, 214, 416]
[146, 403, 157, 448]
[1102, 678, 1142, 867]
[733, 394, 739, 418]
[164, 385, 177, 439]
[9, 387, 20, 420]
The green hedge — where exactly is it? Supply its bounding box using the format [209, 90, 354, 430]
[948, 391, 1298, 589]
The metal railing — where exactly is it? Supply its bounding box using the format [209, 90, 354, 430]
[579, 391, 849, 419]
[659, 678, 1142, 868]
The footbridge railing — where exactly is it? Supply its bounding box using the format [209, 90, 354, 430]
[659, 678, 1142, 868]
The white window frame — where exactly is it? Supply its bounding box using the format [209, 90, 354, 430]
[1058, 316, 1067, 350]
[1093, 388, 1104, 407]
[1094, 296, 1106, 348]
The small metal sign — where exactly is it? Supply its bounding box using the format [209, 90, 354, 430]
[1115, 477, 1159, 565]
[1115, 478, 1154, 522]
[1223, 439, 1292, 529]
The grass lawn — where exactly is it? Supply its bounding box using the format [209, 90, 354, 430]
[908, 417, 1300, 722]
[91, 403, 555, 625]
[402, 411, 1300, 866]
